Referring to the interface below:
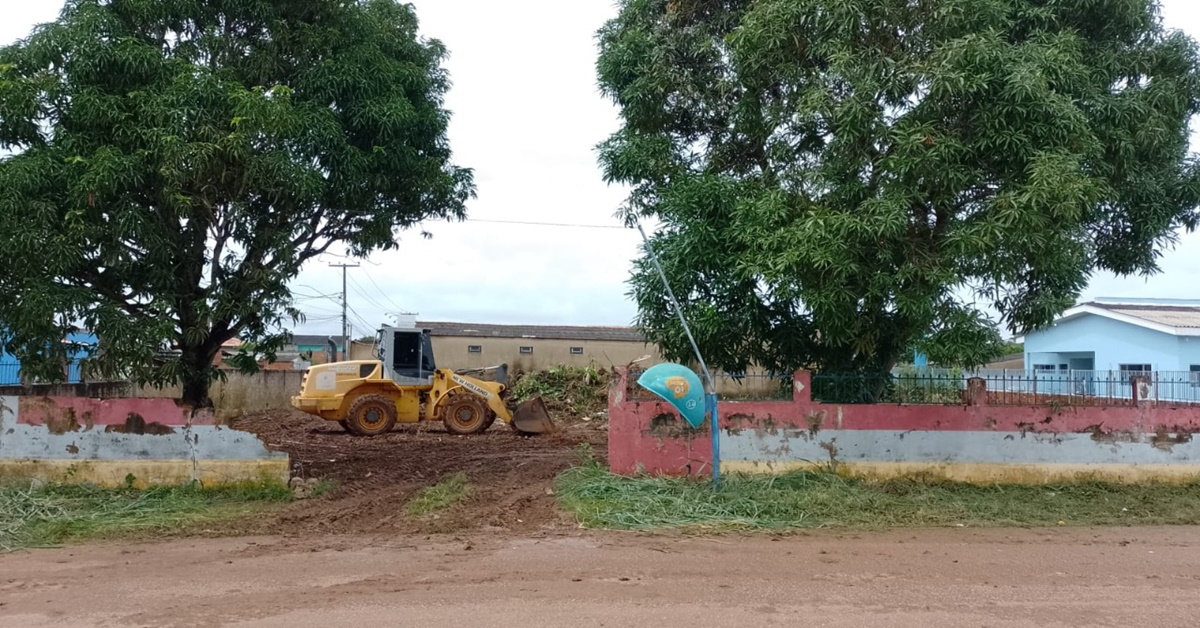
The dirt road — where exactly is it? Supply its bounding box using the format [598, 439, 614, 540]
[3, 526, 1199, 627]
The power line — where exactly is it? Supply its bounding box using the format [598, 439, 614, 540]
[292, 280, 382, 340]
[297, 315, 343, 326]
[466, 218, 627, 229]
[293, 299, 342, 312]
[299, 306, 342, 317]
[360, 269, 407, 313]
[319, 250, 383, 267]
[345, 304, 377, 340]
[348, 303, 376, 327]
[347, 275, 396, 317]
[329, 262, 360, 347]
[292, 290, 340, 301]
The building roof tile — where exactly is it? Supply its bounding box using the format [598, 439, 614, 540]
[1083, 301, 1200, 329]
[289, 334, 345, 347]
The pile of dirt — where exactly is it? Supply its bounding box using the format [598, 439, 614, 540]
[231, 410, 607, 537]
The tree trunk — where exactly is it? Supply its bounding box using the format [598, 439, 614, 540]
[181, 376, 213, 409]
[178, 344, 220, 409]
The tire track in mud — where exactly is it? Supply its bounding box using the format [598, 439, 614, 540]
[231, 410, 606, 536]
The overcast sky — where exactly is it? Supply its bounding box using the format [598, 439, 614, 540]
[3, 0, 1198, 338]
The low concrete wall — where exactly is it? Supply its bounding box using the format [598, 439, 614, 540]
[0, 381, 138, 399]
[0, 395, 289, 487]
[135, 369, 304, 417]
[0, 370, 306, 418]
[608, 369, 1200, 483]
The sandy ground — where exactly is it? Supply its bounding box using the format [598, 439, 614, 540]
[226, 409, 608, 537]
[4, 410, 1199, 626]
[2, 526, 1199, 627]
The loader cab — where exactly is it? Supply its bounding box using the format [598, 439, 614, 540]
[377, 325, 437, 385]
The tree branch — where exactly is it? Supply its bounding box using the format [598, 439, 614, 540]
[72, 270, 151, 319]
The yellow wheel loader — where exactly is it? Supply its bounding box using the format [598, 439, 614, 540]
[290, 324, 555, 436]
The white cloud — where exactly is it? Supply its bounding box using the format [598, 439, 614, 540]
[3, 0, 1198, 338]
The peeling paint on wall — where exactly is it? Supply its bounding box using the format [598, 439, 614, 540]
[0, 395, 288, 487]
[608, 368, 1200, 483]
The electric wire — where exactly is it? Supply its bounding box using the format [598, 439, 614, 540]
[465, 218, 627, 229]
[347, 275, 396, 317]
[361, 270, 407, 313]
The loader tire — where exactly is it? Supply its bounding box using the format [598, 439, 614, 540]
[345, 394, 397, 436]
[441, 395, 496, 435]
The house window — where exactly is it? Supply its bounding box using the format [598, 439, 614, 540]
[1119, 364, 1152, 382]
[1033, 364, 1055, 371]
[519, 346, 533, 355]
[467, 345, 482, 354]
[570, 347, 584, 355]
[1190, 365, 1200, 388]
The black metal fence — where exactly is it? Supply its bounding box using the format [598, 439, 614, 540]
[811, 371, 966, 405]
[622, 366, 1200, 408]
[812, 369, 1200, 407]
[624, 367, 794, 402]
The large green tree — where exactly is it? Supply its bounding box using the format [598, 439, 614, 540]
[0, 0, 473, 406]
[597, 0, 1200, 376]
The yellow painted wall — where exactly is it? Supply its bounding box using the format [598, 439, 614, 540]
[429, 336, 661, 372]
[0, 459, 290, 488]
[349, 341, 376, 361]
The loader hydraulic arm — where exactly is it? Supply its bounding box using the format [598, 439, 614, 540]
[442, 370, 555, 434]
[449, 372, 513, 422]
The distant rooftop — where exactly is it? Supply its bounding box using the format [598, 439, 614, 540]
[1091, 297, 1200, 307]
[288, 334, 345, 347]
[418, 321, 646, 343]
[1082, 301, 1200, 330]
[1063, 298, 1200, 334]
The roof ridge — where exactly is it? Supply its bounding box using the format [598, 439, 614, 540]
[1071, 301, 1200, 332]
[417, 320, 636, 328]
[415, 320, 646, 342]
[1090, 303, 1200, 311]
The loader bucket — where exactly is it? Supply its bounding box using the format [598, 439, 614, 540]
[511, 396, 557, 434]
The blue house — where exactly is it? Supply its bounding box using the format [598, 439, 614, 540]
[1025, 298, 1200, 373]
[0, 331, 98, 385]
[1022, 298, 1200, 400]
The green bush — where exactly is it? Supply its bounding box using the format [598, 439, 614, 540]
[510, 363, 611, 418]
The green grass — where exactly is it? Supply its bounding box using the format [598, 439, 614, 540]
[0, 481, 291, 552]
[309, 478, 337, 498]
[405, 472, 470, 516]
[555, 460, 1200, 532]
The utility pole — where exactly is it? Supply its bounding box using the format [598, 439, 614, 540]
[329, 262, 359, 358]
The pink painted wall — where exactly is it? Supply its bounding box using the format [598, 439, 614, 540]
[608, 369, 813, 476]
[607, 369, 1200, 476]
[15, 397, 214, 431]
[607, 373, 711, 477]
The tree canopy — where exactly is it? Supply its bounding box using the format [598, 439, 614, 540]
[597, 0, 1200, 375]
[0, 0, 473, 405]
